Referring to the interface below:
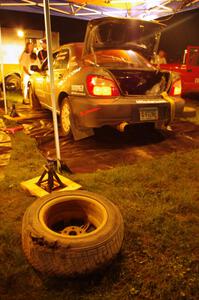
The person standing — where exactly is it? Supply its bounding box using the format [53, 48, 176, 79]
[38, 38, 47, 64]
[19, 42, 34, 102]
[151, 50, 167, 65]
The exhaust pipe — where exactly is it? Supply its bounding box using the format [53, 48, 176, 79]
[116, 121, 129, 132]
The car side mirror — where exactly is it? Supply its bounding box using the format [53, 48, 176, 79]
[30, 65, 40, 72]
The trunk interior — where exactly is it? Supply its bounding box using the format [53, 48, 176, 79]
[109, 69, 170, 96]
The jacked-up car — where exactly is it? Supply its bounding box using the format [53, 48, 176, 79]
[29, 17, 185, 140]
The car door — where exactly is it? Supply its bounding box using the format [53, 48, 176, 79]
[42, 48, 70, 108]
[32, 59, 48, 101]
[184, 46, 199, 93]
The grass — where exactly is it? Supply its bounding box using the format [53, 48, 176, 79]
[0, 129, 199, 300]
[0, 92, 199, 299]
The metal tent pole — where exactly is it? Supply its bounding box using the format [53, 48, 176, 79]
[43, 0, 61, 168]
[0, 25, 8, 115]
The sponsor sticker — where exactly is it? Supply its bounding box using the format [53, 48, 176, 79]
[71, 84, 86, 95]
[71, 84, 84, 92]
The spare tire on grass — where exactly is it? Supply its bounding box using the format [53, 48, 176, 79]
[22, 190, 124, 277]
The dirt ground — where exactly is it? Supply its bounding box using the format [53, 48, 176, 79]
[1, 96, 199, 173]
[39, 120, 199, 173]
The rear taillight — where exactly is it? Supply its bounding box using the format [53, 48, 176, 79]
[170, 79, 182, 96]
[87, 75, 120, 97]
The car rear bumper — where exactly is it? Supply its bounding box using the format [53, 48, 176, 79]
[69, 95, 185, 128]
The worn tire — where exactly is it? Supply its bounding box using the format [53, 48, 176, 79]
[22, 190, 124, 277]
[28, 85, 41, 110]
[60, 98, 72, 136]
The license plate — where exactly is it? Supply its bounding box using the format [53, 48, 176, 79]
[139, 107, 158, 121]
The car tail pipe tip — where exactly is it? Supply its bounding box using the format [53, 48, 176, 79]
[116, 121, 129, 132]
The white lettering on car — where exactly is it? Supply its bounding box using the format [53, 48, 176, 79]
[136, 100, 167, 104]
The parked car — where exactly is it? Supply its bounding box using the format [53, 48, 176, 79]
[157, 46, 199, 96]
[28, 17, 185, 140]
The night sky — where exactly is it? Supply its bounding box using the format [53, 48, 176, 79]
[0, 9, 88, 44]
[159, 9, 199, 62]
[0, 8, 199, 63]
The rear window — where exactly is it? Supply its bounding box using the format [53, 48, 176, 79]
[188, 48, 199, 66]
[53, 49, 69, 69]
[86, 49, 154, 69]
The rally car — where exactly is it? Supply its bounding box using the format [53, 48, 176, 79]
[28, 17, 185, 140]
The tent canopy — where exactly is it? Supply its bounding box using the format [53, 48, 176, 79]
[1, 1, 199, 21]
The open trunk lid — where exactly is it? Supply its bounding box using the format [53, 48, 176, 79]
[83, 17, 164, 60]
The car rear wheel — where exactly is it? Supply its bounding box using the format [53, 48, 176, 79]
[22, 190, 124, 277]
[60, 98, 71, 136]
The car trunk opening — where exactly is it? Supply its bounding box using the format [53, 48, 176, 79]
[109, 69, 170, 96]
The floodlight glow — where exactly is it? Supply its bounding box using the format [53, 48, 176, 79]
[143, 14, 158, 20]
[145, 0, 160, 9]
[111, 0, 140, 3]
[2, 44, 24, 64]
[17, 30, 24, 38]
